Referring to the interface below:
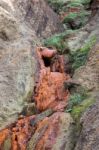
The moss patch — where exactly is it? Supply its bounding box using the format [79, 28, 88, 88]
[47, 0, 68, 13]
[70, 36, 96, 70]
[74, 0, 91, 5]
[63, 10, 91, 29]
[43, 30, 74, 54]
[47, 0, 91, 13]
[71, 98, 95, 121]
[66, 90, 87, 112]
[67, 2, 84, 8]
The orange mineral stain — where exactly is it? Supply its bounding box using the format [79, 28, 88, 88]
[0, 129, 9, 145]
[34, 47, 70, 111]
[34, 68, 69, 111]
[0, 47, 71, 150]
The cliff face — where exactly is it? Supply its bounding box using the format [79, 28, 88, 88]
[45, 1, 99, 150]
[73, 8, 99, 150]
[0, 0, 99, 150]
[0, 0, 63, 130]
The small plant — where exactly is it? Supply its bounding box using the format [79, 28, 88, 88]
[70, 36, 96, 70]
[67, 2, 84, 8]
[66, 92, 87, 112]
[74, 0, 91, 5]
[43, 30, 74, 54]
[71, 98, 95, 120]
[47, 0, 65, 13]
[63, 11, 91, 29]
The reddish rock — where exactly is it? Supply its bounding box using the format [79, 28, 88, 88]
[27, 112, 74, 150]
[39, 47, 57, 58]
[51, 55, 67, 73]
[34, 68, 69, 111]
[34, 47, 70, 111]
[0, 47, 71, 149]
[0, 109, 53, 150]
[0, 129, 9, 146]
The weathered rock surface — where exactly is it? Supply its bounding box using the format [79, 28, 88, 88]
[73, 43, 99, 91]
[0, 111, 75, 150]
[0, 7, 38, 130]
[75, 98, 99, 150]
[0, 43, 72, 149]
[68, 8, 99, 52]
[72, 8, 99, 91]
[27, 112, 75, 150]
[0, 109, 54, 150]
[73, 6, 99, 150]
[0, 0, 63, 130]
[34, 47, 70, 112]
[14, 0, 63, 39]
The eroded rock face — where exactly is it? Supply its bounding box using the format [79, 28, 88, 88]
[73, 6, 99, 150]
[0, 45, 73, 150]
[34, 47, 70, 112]
[0, 0, 63, 130]
[0, 13, 38, 130]
[0, 109, 53, 149]
[27, 112, 75, 150]
[72, 8, 99, 91]
[13, 0, 63, 39]
[73, 42, 99, 91]
[75, 99, 99, 150]
[0, 111, 75, 150]
[35, 69, 69, 111]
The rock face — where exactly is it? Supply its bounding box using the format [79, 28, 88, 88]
[27, 112, 75, 150]
[0, 2, 39, 130]
[0, 45, 73, 150]
[34, 47, 70, 112]
[73, 6, 99, 150]
[73, 42, 99, 91]
[75, 99, 99, 150]
[0, 0, 63, 130]
[72, 8, 99, 91]
[14, 0, 63, 39]
[0, 111, 75, 150]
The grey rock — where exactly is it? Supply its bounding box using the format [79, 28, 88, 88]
[73, 42, 99, 91]
[52, 113, 75, 150]
[0, 0, 62, 130]
[73, 8, 99, 150]
[75, 99, 99, 150]
[68, 31, 88, 52]
[2, 136, 11, 150]
[13, 0, 63, 39]
[72, 9, 99, 91]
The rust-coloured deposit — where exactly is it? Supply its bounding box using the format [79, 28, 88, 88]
[0, 47, 70, 150]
